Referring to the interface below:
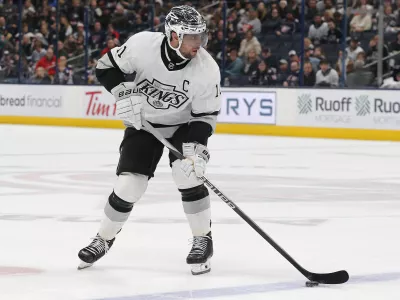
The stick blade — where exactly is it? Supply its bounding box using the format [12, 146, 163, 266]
[307, 270, 349, 284]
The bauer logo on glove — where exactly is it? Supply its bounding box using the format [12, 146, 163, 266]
[111, 82, 144, 130]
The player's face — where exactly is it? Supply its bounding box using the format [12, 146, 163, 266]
[180, 33, 208, 59]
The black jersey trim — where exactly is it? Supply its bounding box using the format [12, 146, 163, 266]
[148, 121, 187, 128]
[191, 110, 220, 118]
[107, 51, 122, 73]
[161, 37, 190, 71]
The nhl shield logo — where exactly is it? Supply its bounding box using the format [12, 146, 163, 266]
[168, 62, 175, 70]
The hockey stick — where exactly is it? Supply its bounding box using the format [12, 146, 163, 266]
[142, 120, 349, 285]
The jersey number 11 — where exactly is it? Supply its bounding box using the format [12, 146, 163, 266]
[215, 84, 221, 97]
[117, 46, 127, 58]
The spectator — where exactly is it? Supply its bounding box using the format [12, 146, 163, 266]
[304, 46, 320, 71]
[30, 66, 51, 84]
[276, 59, 290, 84]
[381, 67, 400, 88]
[53, 55, 74, 84]
[40, 21, 53, 46]
[306, 0, 319, 22]
[91, 21, 106, 50]
[346, 53, 374, 87]
[257, 2, 268, 23]
[153, 17, 162, 33]
[250, 60, 278, 86]
[288, 0, 300, 20]
[261, 8, 281, 34]
[308, 14, 329, 44]
[87, 57, 100, 85]
[1, 0, 18, 24]
[288, 50, 299, 62]
[346, 36, 364, 61]
[278, 0, 288, 19]
[390, 31, 400, 52]
[111, 3, 130, 32]
[64, 35, 77, 58]
[315, 59, 339, 86]
[0, 17, 6, 36]
[260, 48, 278, 69]
[88, 0, 103, 26]
[323, 0, 336, 15]
[22, 0, 36, 22]
[350, 6, 372, 33]
[225, 48, 244, 78]
[21, 33, 33, 59]
[333, 11, 344, 29]
[326, 21, 342, 43]
[60, 15, 73, 41]
[238, 30, 261, 58]
[132, 14, 147, 35]
[243, 49, 259, 76]
[226, 29, 241, 53]
[227, 10, 240, 32]
[283, 60, 300, 86]
[57, 40, 68, 58]
[208, 30, 224, 58]
[68, 0, 84, 28]
[101, 38, 116, 56]
[0, 50, 15, 78]
[242, 8, 261, 34]
[35, 47, 56, 77]
[365, 35, 389, 75]
[303, 61, 316, 86]
[335, 50, 351, 78]
[31, 39, 46, 64]
[75, 34, 85, 56]
[280, 13, 297, 34]
[381, 5, 398, 33]
[360, 0, 374, 15]
[107, 24, 120, 41]
[304, 38, 314, 50]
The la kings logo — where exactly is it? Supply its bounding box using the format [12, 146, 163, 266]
[137, 78, 189, 110]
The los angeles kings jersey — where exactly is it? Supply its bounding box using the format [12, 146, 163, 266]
[97, 32, 222, 135]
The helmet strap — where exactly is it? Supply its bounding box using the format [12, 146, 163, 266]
[167, 31, 189, 61]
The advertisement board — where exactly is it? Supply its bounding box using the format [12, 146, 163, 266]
[217, 90, 276, 124]
[294, 89, 400, 130]
[1, 84, 400, 141]
[0, 85, 65, 117]
[81, 88, 118, 119]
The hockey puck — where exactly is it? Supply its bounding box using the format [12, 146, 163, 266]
[305, 281, 319, 287]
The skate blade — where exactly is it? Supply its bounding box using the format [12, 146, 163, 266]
[190, 259, 211, 275]
[77, 261, 93, 270]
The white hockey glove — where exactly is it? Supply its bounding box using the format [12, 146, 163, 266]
[180, 142, 210, 178]
[111, 82, 143, 130]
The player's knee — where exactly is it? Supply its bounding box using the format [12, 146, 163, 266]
[113, 172, 148, 206]
[179, 184, 209, 202]
[171, 160, 203, 190]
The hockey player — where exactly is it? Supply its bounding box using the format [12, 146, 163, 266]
[78, 6, 221, 275]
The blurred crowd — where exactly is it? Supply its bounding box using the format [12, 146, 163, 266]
[1, 0, 400, 87]
[212, 0, 400, 87]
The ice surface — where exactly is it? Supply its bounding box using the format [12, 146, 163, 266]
[1, 124, 400, 300]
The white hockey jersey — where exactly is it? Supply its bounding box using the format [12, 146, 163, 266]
[97, 31, 222, 135]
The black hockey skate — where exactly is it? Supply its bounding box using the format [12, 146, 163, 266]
[186, 231, 213, 275]
[77, 234, 116, 270]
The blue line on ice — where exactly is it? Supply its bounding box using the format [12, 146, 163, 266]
[95, 272, 400, 300]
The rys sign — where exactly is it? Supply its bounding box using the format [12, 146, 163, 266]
[218, 91, 276, 124]
[296, 90, 400, 129]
